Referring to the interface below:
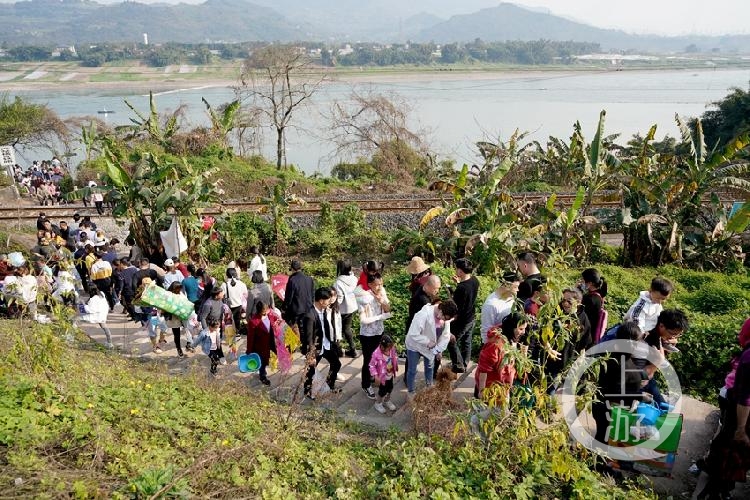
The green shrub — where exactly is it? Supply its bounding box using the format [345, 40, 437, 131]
[670, 313, 745, 399]
[0, 318, 645, 498]
[588, 243, 622, 265]
[684, 282, 750, 315]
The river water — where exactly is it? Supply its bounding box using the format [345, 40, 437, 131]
[13, 68, 750, 174]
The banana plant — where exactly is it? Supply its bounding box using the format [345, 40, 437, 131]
[79, 120, 101, 164]
[202, 97, 240, 150]
[571, 111, 621, 216]
[102, 148, 220, 250]
[674, 115, 750, 227]
[118, 91, 180, 147]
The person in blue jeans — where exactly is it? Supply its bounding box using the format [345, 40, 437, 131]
[405, 300, 458, 396]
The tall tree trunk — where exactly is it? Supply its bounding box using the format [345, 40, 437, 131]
[276, 127, 284, 169]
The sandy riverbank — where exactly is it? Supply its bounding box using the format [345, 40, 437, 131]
[0, 60, 702, 93]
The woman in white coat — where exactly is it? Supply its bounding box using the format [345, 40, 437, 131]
[405, 300, 459, 396]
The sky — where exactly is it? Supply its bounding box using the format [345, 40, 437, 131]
[505, 0, 750, 36]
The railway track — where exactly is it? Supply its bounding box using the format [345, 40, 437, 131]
[0, 191, 732, 222]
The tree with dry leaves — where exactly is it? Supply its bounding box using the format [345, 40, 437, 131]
[0, 94, 69, 154]
[327, 90, 431, 182]
[238, 46, 326, 169]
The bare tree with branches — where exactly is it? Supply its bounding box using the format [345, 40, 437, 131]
[238, 45, 326, 169]
[327, 89, 430, 181]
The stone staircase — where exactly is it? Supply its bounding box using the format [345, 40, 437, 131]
[81, 307, 479, 431]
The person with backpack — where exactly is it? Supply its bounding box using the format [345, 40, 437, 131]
[580, 268, 608, 343]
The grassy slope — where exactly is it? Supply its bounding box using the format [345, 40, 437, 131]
[0, 320, 645, 498]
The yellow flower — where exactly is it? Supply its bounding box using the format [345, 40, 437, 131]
[87, 403, 94, 409]
[130, 408, 139, 415]
[145, 384, 152, 390]
[221, 439, 229, 447]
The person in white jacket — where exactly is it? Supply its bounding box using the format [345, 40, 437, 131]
[405, 300, 459, 396]
[248, 246, 268, 282]
[221, 267, 248, 333]
[78, 283, 113, 349]
[624, 277, 674, 333]
[334, 259, 359, 357]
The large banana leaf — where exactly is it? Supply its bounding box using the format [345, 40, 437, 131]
[420, 206, 445, 229]
[105, 156, 131, 187]
[727, 201, 750, 233]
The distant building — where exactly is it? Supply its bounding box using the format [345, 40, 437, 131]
[51, 46, 76, 58]
[143, 33, 149, 46]
[338, 44, 353, 56]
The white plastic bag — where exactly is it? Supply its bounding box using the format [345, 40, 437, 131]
[311, 370, 331, 398]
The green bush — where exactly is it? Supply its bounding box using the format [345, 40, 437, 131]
[669, 313, 744, 399]
[0, 318, 645, 498]
[684, 282, 750, 315]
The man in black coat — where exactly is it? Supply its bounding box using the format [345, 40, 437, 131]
[300, 287, 341, 400]
[283, 259, 315, 332]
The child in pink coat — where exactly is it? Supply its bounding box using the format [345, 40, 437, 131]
[368, 335, 399, 414]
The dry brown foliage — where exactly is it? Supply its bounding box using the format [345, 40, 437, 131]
[411, 367, 467, 443]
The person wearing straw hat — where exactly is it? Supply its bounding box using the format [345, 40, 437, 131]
[405, 256, 432, 295]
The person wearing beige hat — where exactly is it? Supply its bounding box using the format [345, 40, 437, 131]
[406, 256, 432, 295]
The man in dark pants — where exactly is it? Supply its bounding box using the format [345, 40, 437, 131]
[282, 259, 315, 335]
[116, 258, 139, 321]
[403, 274, 441, 385]
[301, 287, 341, 400]
[447, 258, 480, 374]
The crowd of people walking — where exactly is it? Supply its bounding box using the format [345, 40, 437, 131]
[0, 219, 748, 495]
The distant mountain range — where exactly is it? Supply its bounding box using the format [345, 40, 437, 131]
[2, 0, 750, 53]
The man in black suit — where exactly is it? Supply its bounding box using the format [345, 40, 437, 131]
[301, 287, 342, 400]
[283, 259, 315, 333]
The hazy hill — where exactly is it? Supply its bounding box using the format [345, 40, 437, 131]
[414, 3, 750, 52]
[0, 0, 310, 45]
[2, 0, 750, 53]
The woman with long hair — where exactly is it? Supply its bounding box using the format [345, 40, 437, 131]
[581, 267, 608, 342]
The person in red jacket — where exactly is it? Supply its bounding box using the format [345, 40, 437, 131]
[246, 301, 279, 386]
[474, 312, 528, 402]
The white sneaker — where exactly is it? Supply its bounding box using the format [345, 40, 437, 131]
[105, 343, 114, 350]
[220, 358, 228, 365]
[384, 401, 397, 411]
[374, 402, 386, 414]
